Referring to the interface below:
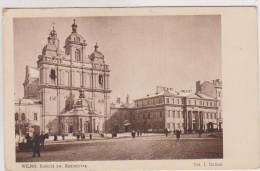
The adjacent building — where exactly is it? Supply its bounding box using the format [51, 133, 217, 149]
[110, 80, 222, 134]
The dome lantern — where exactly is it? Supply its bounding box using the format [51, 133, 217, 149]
[72, 19, 78, 33]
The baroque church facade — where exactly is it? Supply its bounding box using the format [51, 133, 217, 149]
[22, 20, 111, 135]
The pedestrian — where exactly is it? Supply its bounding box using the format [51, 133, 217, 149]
[137, 130, 140, 136]
[89, 133, 92, 140]
[165, 128, 168, 137]
[131, 130, 136, 139]
[140, 130, 142, 136]
[198, 129, 203, 138]
[32, 133, 41, 157]
[40, 133, 45, 149]
[176, 129, 181, 141]
[54, 134, 58, 141]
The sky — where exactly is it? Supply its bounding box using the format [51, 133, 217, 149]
[14, 15, 221, 103]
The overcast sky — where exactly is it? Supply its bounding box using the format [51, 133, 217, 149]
[14, 15, 221, 103]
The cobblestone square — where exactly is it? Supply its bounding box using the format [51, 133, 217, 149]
[16, 135, 223, 162]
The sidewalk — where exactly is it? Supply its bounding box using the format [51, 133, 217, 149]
[43, 132, 220, 146]
[45, 132, 163, 144]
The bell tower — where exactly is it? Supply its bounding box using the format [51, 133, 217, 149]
[64, 19, 87, 62]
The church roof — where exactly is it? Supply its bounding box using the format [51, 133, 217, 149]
[89, 43, 104, 61]
[65, 32, 86, 45]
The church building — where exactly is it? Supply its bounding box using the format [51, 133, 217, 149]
[19, 20, 111, 135]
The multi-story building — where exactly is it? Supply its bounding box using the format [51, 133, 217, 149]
[15, 20, 111, 135]
[109, 96, 134, 133]
[15, 98, 41, 136]
[196, 79, 222, 130]
[110, 81, 222, 134]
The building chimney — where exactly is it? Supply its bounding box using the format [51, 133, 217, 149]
[196, 81, 201, 93]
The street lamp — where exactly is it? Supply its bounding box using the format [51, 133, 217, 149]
[18, 98, 22, 142]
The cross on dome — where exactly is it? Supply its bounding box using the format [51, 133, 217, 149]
[94, 42, 99, 51]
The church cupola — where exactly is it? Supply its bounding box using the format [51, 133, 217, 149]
[64, 19, 87, 62]
[89, 43, 105, 63]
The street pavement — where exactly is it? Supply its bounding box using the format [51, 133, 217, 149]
[16, 134, 223, 162]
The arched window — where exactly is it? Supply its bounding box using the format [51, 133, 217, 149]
[75, 49, 81, 61]
[15, 113, 18, 121]
[21, 113, 26, 120]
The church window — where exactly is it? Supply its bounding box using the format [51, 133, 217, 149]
[75, 49, 81, 61]
[15, 113, 18, 121]
[34, 113, 37, 120]
[50, 69, 56, 81]
[21, 113, 26, 120]
[98, 74, 103, 87]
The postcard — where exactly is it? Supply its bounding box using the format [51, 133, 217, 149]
[3, 7, 260, 170]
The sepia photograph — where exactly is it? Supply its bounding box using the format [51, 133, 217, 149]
[3, 7, 260, 170]
[13, 15, 223, 162]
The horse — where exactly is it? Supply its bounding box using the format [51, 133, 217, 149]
[40, 133, 48, 149]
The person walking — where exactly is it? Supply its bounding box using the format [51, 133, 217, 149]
[131, 130, 136, 139]
[32, 133, 41, 157]
[176, 129, 181, 141]
[165, 128, 169, 137]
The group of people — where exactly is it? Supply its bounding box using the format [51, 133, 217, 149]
[164, 128, 182, 140]
[131, 130, 143, 138]
[17, 132, 48, 158]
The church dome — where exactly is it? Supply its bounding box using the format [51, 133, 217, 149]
[65, 19, 86, 46]
[89, 43, 104, 62]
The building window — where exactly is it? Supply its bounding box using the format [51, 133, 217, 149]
[177, 99, 179, 104]
[34, 113, 37, 121]
[166, 98, 169, 104]
[173, 111, 175, 118]
[98, 74, 103, 87]
[200, 101, 202, 105]
[21, 113, 26, 120]
[172, 123, 175, 130]
[207, 113, 209, 119]
[194, 100, 196, 105]
[214, 113, 217, 119]
[159, 111, 162, 118]
[75, 49, 81, 61]
[15, 113, 18, 121]
[168, 111, 171, 117]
